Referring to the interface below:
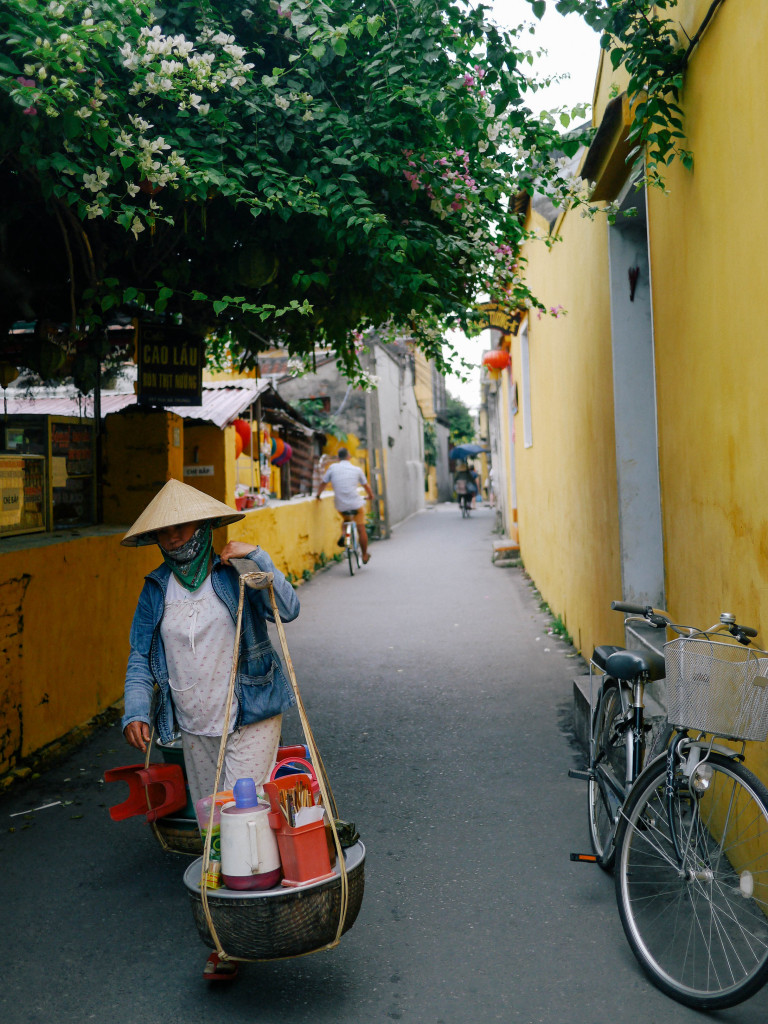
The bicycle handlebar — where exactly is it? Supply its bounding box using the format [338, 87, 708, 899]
[736, 624, 758, 638]
[611, 601, 670, 628]
[611, 600, 759, 644]
[610, 601, 646, 615]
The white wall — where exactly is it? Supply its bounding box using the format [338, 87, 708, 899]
[374, 344, 426, 526]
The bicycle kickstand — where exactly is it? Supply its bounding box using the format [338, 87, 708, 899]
[567, 767, 604, 865]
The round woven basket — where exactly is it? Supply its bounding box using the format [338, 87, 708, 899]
[183, 841, 365, 959]
[156, 816, 203, 856]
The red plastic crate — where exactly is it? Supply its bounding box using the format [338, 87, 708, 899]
[264, 776, 333, 886]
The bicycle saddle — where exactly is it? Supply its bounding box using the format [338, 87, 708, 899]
[591, 645, 625, 671]
[605, 648, 665, 682]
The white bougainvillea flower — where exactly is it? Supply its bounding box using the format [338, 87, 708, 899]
[83, 166, 109, 192]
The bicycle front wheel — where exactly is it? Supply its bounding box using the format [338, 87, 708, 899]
[615, 751, 768, 1010]
[588, 682, 631, 870]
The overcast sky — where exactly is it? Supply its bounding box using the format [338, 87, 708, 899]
[445, 0, 601, 412]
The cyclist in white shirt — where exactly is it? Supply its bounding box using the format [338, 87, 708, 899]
[316, 448, 375, 563]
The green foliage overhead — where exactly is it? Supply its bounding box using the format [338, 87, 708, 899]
[423, 419, 437, 467]
[0, 0, 591, 388]
[529, 1, 693, 184]
[294, 397, 346, 440]
[443, 393, 474, 446]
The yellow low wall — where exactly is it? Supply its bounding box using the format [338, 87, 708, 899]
[0, 495, 342, 780]
[228, 494, 349, 580]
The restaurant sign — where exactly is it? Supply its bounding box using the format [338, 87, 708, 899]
[474, 301, 523, 335]
[137, 325, 203, 407]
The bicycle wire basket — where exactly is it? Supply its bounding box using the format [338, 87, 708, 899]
[664, 634, 768, 741]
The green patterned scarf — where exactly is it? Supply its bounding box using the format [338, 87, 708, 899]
[160, 523, 213, 592]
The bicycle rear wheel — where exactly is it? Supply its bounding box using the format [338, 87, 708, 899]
[588, 682, 631, 870]
[615, 751, 768, 1010]
[346, 525, 355, 575]
[352, 524, 361, 571]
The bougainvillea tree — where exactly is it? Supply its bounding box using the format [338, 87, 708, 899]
[0, 0, 589, 389]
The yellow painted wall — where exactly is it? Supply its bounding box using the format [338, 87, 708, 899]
[515, 0, 768, 781]
[102, 409, 184, 525]
[183, 422, 228, 502]
[0, 495, 341, 778]
[514, 205, 623, 658]
[228, 495, 342, 579]
[0, 532, 157, 771]
[646, 0, 768, 776]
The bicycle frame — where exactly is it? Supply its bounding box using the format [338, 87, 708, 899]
[576, 607, 755, 868]
[341, 514, 361, 574]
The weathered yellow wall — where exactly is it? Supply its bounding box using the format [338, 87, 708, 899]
[227, 496, 344, 579]
[514, 205, 623, 658]
[0, 493, 341, 778]
[425, 465, 437, 503]
[183, 422, 228, 502]
[0, 532, 157, 771]
[646, 0, 768, 775]
[102, 409, 184, 525]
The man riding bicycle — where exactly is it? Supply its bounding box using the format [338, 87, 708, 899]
[315, 448, 375, 564]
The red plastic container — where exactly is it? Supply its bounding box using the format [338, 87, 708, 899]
[264, 775, 333, 886]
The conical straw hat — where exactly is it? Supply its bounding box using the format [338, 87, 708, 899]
[121, 478, 244, 547]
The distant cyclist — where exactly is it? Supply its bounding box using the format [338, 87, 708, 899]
[316, 448, 375, 564]
[453, 463, 476, 514]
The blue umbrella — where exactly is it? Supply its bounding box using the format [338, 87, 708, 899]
[450, 443, 488, 460]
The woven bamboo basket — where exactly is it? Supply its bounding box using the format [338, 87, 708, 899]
[184, 841, 365, 959]
[154, 815, 203, 856]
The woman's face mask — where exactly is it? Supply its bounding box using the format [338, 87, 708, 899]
[156, 520, 200, 555]
[159, 522, 213, 590]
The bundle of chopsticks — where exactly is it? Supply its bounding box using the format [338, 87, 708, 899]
[278, 777, 315, 827]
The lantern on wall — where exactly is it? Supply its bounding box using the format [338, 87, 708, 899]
[271, 436, 285, 463]
[482, 349, 511, 373]
[273, 442, 292, 468]
[233, 418, 252, 450]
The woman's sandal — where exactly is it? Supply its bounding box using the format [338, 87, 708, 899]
[203, 951, 239, 982]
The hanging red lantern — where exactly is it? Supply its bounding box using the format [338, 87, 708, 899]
[233, 418, 252, 449]
[234, 432, 244, 458]
[482, 349, 511, 372]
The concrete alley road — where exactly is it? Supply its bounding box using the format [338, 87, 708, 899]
[2, 502, 767, 1023]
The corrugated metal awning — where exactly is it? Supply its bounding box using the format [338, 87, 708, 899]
[2, 379, 275, 430]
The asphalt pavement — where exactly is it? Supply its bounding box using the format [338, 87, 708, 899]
[2, 502, 767, 1023]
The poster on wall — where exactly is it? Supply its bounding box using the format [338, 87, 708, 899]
[137, 324, 203, 407]
[0, 458, 23, 529]
[49, 421, 95, 527]
[0, 456, 47, 536]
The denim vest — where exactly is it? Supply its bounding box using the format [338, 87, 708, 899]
[122, 549, 299, 744]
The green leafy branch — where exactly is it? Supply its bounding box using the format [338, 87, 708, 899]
[530, 1, 694, 185]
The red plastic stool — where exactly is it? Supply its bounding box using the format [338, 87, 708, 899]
[104, 763, 187, 822]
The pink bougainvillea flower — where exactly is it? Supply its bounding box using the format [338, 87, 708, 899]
[16, 76, 36, 88]
[463, 73, 475, 88]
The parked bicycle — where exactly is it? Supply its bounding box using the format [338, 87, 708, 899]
[341, 512, 362, 575]
[572, 601, 768, 1010]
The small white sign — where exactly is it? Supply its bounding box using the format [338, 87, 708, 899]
[183, 465, 214, 477]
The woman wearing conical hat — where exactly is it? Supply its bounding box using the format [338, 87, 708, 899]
[121, 478, 300, 822]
